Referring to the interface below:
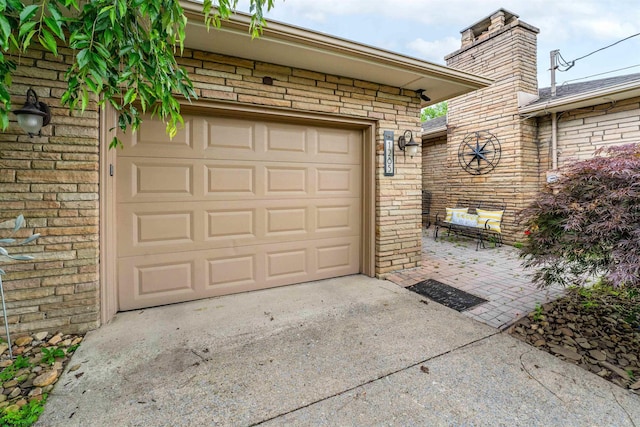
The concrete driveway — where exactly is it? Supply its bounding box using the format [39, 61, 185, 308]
[38, 276, 639, 426]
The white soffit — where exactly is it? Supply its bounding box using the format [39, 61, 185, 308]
[181, 3, 492, 105]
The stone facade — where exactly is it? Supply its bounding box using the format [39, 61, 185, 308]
[537, 96, 640, 175]
[423, 10, 540, 243]
[1, 45, 423, 334]
[1, 46, 101, 335]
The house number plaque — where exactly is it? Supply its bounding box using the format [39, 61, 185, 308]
[384, 130, 394, 176]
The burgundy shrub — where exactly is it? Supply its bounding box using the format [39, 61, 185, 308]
[520, 143, 640, 289]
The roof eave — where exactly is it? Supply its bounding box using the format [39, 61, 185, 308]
[519, 81, 640, 117]
[421, 127, 448, 139]
[179, 1, 492, 104]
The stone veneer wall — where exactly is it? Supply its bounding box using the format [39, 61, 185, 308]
[0, 46, 423, 334]
[536, 96, 640, 177]
[1, 46, 100, 335]
[438, 12, 540, 244]
[421, 135, 448, 226]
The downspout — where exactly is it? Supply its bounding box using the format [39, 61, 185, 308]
[551, 112, 558, 170]
[549, 50, 559, 171]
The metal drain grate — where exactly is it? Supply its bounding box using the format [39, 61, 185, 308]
[407, 279, 488, 312]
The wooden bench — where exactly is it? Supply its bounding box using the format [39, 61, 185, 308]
[434, 201, 506, 250]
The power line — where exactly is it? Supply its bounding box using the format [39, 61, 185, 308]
[557, 32, 640, 72]
[561, 63, 640, 85]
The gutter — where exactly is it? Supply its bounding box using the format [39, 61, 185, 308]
[519, 80, 640, 116]
[421, 125, 447, 139]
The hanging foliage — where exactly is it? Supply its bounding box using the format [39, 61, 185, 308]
[0, 0, 275, 147]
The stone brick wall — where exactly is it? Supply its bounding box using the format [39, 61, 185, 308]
[423, 12, 540, 244]
[536, 96, 640, 175]
[1, 46, 100, 335]
[0, 45, 423, 334]
[421, 135, 447, 226]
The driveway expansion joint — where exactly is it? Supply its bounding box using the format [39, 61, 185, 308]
[249, 330, 501, 426]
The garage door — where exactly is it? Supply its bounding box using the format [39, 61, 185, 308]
[116, 113, 362, 310]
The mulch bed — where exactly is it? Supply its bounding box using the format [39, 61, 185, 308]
[508, 287, 640, 393]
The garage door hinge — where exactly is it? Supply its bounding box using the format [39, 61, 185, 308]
[109, 164, 114, 176]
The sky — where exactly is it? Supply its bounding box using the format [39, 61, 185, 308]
[236, 0, 640, 90]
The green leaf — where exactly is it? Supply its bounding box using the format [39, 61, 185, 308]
[39, 29, 58, 56]
[80, 86, 88, 111]
[0, 15, 10, 47]
[0, 111, 7, 131]
[19, 4, 39, 23]
[18, 20, 37, 39]
[76, 48, 89, 68]
[123, 87, 136, 105]
[109, 136, 123, 149]
[22, 29, 36, 50]
[44, 16, 65, 40]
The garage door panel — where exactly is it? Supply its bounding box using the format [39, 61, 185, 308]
[118, 254, 200, 311]
[116, 113, 362, 310]
[118, 158, 202, 202]
[119, 159, 359, 202]
[207, 165, 255, 195]
[118, 203, 202, 255]
[120, 116, 361, 164]
[135, 117, 194, 149]
[207, 255, 257, 289]
[266, 125, 308, 153]
[208, 118, 255, 151]
[265, 167, 307, 194]
[207, 209, 255, 240]
[119, 236, 359, 310]
[316, 205, 352, 231]
[121, 116, 206, 157]
[317, 128, 360, 156]
[317, 243, 353, 272]
[205, 118, 360, 164]
[136, 212, 194, 244]
[118, 199, 359, 256]
[266, 248, 307, 280]
[265, 207, 307, 235]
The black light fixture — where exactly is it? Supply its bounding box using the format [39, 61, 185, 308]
[398, 130, 419, 158]
[416, 89, 431, 102]
[13, 88, 51, 137]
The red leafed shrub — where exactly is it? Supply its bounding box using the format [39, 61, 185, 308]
[520, 143, 640, 289]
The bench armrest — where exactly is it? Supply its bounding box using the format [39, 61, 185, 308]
[482, 218, 502, 232]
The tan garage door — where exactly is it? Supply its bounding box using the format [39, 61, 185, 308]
[116, 113, 362, 310]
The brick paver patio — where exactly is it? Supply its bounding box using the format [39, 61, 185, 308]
[386, 229, 565, 330]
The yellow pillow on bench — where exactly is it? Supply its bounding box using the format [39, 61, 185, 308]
[476, 209, 504, 233]
[445, 207, 468, 222]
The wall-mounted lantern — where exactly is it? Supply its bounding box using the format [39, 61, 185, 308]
[13, 88, 51, 137]
[398, 130, 419, 158]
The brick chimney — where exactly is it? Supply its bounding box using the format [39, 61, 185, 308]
[440, 9, 541, 243]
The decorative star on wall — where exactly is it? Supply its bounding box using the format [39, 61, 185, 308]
[457, 131, 502, 175]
